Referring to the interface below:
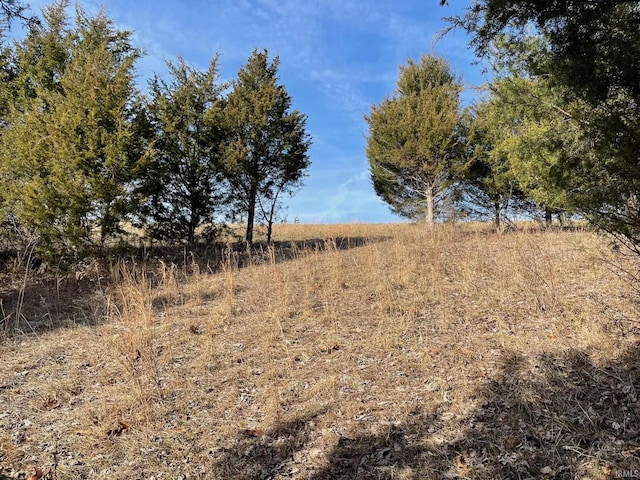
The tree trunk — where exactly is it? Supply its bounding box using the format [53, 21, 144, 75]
[545, 207, 552, 228]
[187, 224, 196, 248]
[187, 210, 198, 247]
[259, 185, 282, 244]
[245, 183, 258, 245]
[426, 183, 434, 227]
[266, 220, 273, 244]
[266, 198, 276, 244]
[494, 200, 501, 230]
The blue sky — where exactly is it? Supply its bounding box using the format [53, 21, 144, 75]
[25, 0, 487, 223]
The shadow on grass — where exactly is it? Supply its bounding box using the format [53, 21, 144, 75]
[0, 235, 383, 338]
[209, 343, 640, 479]
[0, 274, 105, 336]
[139, 235, 382, 271]
[210, 410, 328, 479]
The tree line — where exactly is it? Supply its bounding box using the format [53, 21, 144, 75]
[367, 1, 640, 252]
[0, 1, 311, 259]
[3, 0, 638, 259]
[365, 53, 566, 229]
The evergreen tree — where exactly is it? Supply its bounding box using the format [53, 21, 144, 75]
[448, 0, 640, 247]
[0, 37, 16, 221]
[224, 49, 311, 244]
[12, 1, 69, 101]
[365, 54, 462, 225]
[0, 37, 15, 124]
[0, 2, 143, 256]
[494, 78, 579, 224]
[460, 102, 528, 229]
[137, 56, 227, 246]
[478, 77, 579, 225]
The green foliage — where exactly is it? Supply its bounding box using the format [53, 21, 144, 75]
[449, 0, 640, 107]
[365, 53, 462, 224]
[0, 39, 16, 220]
[462, 75, 599, 228]
[489, 77, 577, 215]
[0, 2, 312, 257]
[224, 49, 311, 244]
[12, 1, 69, 100]
[460, 100, 528, 227]
[136, 56, 227, 245]
[0, 40, 15, 122]
[449, 0, 640, 247]
[0, 1, 143, 257]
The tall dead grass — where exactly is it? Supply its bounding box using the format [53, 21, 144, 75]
[1, 222, 639, 479]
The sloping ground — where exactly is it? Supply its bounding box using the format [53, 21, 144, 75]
[1, 224, 639, 479]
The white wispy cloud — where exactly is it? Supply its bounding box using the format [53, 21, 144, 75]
[293, 172, 393, 224]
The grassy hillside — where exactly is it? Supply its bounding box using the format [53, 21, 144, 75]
[1, 223, 639, 479]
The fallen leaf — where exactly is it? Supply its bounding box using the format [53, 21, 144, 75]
[504, 435, 519, 449]
[42, 397, 60, 410]
[25, 465, 43, 480]
[456, 455, 471, 476]
[107, 421, 129, 437]
[320, 344, 340, 354]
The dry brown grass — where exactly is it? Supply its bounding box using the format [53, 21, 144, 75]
[1, 222, 640, 479]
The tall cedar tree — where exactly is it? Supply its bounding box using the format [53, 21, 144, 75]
[461, 75, 583, 228]
[137, 56, 226, 246]
[0, 1, 142, 256]
[365, 54, 462, 225]
[224, 49, 311, 244]
[487, 77, 580, 225]
[447, 0, 640, 249]
[460, 103, 528, 229]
